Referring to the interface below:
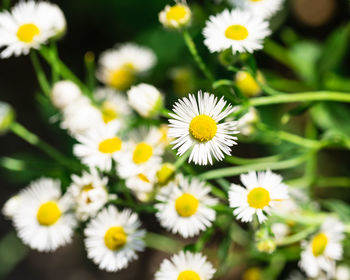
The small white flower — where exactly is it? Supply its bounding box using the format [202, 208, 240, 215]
[127, 83, 163, 118]
[168, 91, 239, 165]
[2, 195, 21, 219]
[0, 101, 15, 134]
[155, 175, 217, 238]
[97, 43, 156, 90]
[12, 178, 76, 252]
[155, 251, 216, 280]
[228, 170, 289, 223]
[203, 9, 271, 54]
[236, 107, 259, 136]
[84, 205, 146, 272]
[299, 218, 345, 279]
[271, 223, 290, 242]
[0, 1, 66, 58]
[67, 169, 111, 221]
[159, 2, 191, 29]
[73, 123, 123, 171]
[51, 80, 82, 110]
[230, 0, 285, 19]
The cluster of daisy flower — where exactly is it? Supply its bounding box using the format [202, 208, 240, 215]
[1, 1, 350, 279]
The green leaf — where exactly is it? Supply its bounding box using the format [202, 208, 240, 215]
[322, 199, 350, 223]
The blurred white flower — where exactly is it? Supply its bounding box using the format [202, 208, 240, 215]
[51, 80, 82, 110]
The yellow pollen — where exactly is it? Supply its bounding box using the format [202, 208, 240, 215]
[132, 143, 153, 164]
[175, 193, 199, 217]
[108, 64, 134, 90]
[104, 226, 127, 251]
[101, 102, 118, 123]
[98, 137, 122, 154]
[189, 115, 217, 142]
[17, 23, 40, 43]
[36, 201, 61, 226]
[225, 24, 249, 40]
[166, 5, 188, 22]
[312, 233, 328, 257]
[247, 187, 270, 209]
[138, 173, 150, 183]
[177, 270, 201, 280]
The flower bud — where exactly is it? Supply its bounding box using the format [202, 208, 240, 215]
[51, 80, 82, 110]
[235, 70, 265, 97]
[159, 2, 191, 29]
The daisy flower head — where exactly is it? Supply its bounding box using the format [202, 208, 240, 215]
[228, 170, 289, 223]
[2, 195, 22, 219]
[155, 174, 218, 238]
[0, 101, 15, 134]
[51, 80, 82, 110]
[230, 0, 285, 19]
[168, 91, 239, 165]
[0, 1, 66, 58]
[67, 169, 112, 221]
[13, 178, 76, 252]
[73, 123, 123, 171]
[299, 218, 345, 278]
[127, 83, 163, 118]
[159, 1, 191, 29]
[84, 205, 146, 272]
[155, 251, 216, 280]
[203, 9, 271, 54]
[97, 43, 156, 91]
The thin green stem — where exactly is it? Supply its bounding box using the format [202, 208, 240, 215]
[263, 39, 294, 69]
[225, 154, 281, 165]
[277, 226, 316, 246]
[30, 51, 51, 95]
[145, 232, 182, 253]
[174, 148, 191, 169]
[316, 177, 350, 188]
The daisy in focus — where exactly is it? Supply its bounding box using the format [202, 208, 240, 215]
[97, 43, 156, 90]
[168, 91, 239, 165]
[0, 1, 66, 58]
[230, 0, 285, 19]
[159, 2, 191, 29]
[228, 170, 289, 223]
[155, 175, 217, 238]
[84, 205, 145, 272]
[155, 251, 216, 280]
[13, 178, 76, 252]
[299, 218, 345, 278]
[203, 9, 271, 54]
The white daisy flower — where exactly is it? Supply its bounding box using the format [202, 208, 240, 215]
[0, 1, 66, 58]
[299, 218, 345, 279]
[0, 101, 15, 134]
[228, 170, 289, 223]
[155, 251, 216, 280]
[97, 43, 156, 90]
[159, 2, 192, 29]
[84, 205, 146, 272]
[51, 80, 82, 110]
[230, 0, 285, 19]
[203, 9, 271, 54]
[127, 83, 163, 118]
[116, 127, 165, 178]
[2, 195, 22, 219]
[168, 91, 239, 165]
[12, 178, 76, 252]
[67, 169, 112, 221]
[155, 175, 217, 238]
[73, 123, 123, 171]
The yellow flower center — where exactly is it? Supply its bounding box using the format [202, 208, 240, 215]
[189, 115, 217, 142]
[225, 25, 249, 41]
[104, 226, 127, 251]
[132, 143, 153, 164]
[82, 184, 94, 192]
[98, 137, 122, 154]
[16, 23, 40, 43]
[175, 193, 199, 217]
[156, 163, 175, 185]
[108, 64, 134, 90]
[166, 5, 188, 22]
[243, 267, 262, 280]
[101, 102, 118, 123]
[138, 173, 150, 183]
[312, 233, 328, 257]
[250, 0, 262, 2]
[247, 187, 270, 209]
[177, 270, 201, 280]
[36, 201, 61, 226]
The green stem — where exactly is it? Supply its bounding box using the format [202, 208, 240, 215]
[30, 51, 51, 95]
[145, 232, 182, 253]
[263, 39, 294, 69]
[174, 148, 191, 169]
[225, 154, 281, 165]
[277, 227, 316, 246]
[183, 30, 214, 83]
[316, 177, 350, 188]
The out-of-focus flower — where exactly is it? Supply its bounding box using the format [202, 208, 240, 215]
[97, 43, 156, 90]
[51, 80, 82, 110]
[13, 178, 76, 252]
[155, 251, 216, 280]
[168, 91, 239, 165]
[203, 9, 271, 54]
[271, 222, 290, 242]
[156, 162, 176, 186]
[170, 67, 196, 96]
[2, 195, 21, 219]
[0, 1, 66, 58]
[228, 170, 289, 223]
[0, 101, 15, 134]
[230, 0, 285, 19]
[235, 71, 264, 97]
[335, 265, 350, 280]
[236, 107, 259, 136]
[84, 206, 145, 272]
[159, 2, 191, 29]
[243, 267, 262, 280]
[127, 83, 163, 118]
[155, 175, 217, 238]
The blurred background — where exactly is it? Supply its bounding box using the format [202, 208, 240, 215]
[1, 0, 350, 279]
